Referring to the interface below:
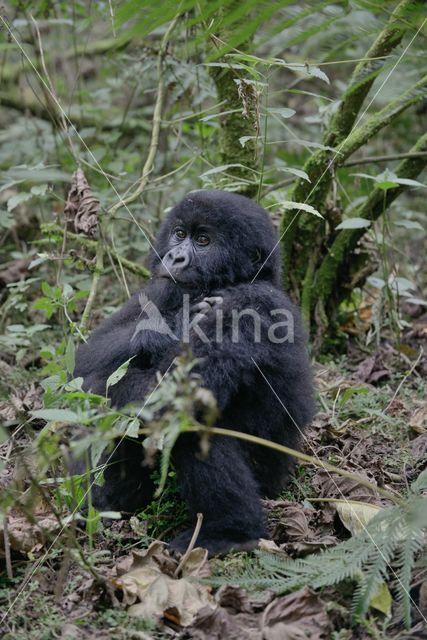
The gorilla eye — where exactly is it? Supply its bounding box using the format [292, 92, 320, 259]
[174, 228, 186, 240]
[196, 234, 210, 246]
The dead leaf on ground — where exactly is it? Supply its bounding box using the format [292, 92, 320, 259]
[267, 502, 337, 555]
[112, 540, 214, 627]
[0, 383, 42, 423]
[354, 354, 390, 384]
[312, 470, 381, 524]
[190, 605, 260, 640]
[0, 510, 59, 556]
[409, 403, 427, 434]
[411, 434, 427, 461]
[216, 584, 253, 613]
[262, 586, 331, 640]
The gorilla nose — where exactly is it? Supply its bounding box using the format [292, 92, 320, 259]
[163, 249, 190, 272]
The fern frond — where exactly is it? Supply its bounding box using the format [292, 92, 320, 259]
[212, 472, 427, 629]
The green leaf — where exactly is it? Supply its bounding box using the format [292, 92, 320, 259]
[126, 418, 140, 438]
[239, 136, 257, 148]
[7, 192, 32, 212]
[405, 297, 427, 307]
[339, 387, 369, 406]
[32, 408, 80, 423]
[268, 107, 296, 119]
[367, 276, 386, 289]
[279, 201, 323, 218]
[41, 281, 53, 297]
[394, 177, 426, 188]
[64, 338, 76, 376]
[335, 217, 371, 230]
[283, 62, 330, 84]
[394, 220, 423, 230]
[86, 504, 101, 536]
[200, 163, 253, 178]
[370, 582, 392, 616]
[0, 209, 14, 229]
[106, 357, 133, 393]
[390, 277, 415, 293]
[277, 167, 311, 182]
[31, 184, 48, 196]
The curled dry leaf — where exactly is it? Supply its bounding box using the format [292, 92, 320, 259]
[216, 584, 253, 613]
[411, 433, 427, 460]
[191, 605, 260, 640]
[64, 167, 100, 237]
[262, 586, 331, 640]
[312, 470, 381, 526]
[112, 540, 214, 627]
[312, 470, 379, 504]
[0, 511, 59, 556]
[409, 403, 427, 434]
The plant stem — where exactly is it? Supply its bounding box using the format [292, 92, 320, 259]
[41, 223, 150, 279]
[108, 16, 180, 216]
[80, 240, 104, 333]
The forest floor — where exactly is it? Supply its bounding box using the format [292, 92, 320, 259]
[0, 309, 426, 639]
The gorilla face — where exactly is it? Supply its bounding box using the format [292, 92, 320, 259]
[155, 217, 217, 286]
[151, 190, 281, 290]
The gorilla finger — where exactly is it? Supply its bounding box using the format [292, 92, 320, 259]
[203, 296, 223, 307]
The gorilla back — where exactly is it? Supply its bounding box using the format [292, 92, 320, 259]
[74, 190, 314, 556]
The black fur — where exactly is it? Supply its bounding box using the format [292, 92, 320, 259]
[74, 190, 314, 555]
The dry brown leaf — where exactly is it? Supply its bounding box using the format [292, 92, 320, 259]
[409, 403, 427, 434]
[0, 511, 59, 555]
[262, 586, 331, 640]
[113, 541, 214, 626]
[355, 354, 389, 384]
[411, 434, 427, 460]
[216, 584, 253, 613]
[191, 605, 261, 640]
[312, 470, 379, 504]
[64, 168, 100, 237]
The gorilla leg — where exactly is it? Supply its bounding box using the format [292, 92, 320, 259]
[170, 435, 267, 556]
[83, 438, 156, 514]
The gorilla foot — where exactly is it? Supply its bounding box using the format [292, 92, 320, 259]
[169, 526, 261, 557]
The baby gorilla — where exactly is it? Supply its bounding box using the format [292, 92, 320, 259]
[74, 190, 314, 556]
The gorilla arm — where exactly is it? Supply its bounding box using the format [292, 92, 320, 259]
[74, 287, 178, 400]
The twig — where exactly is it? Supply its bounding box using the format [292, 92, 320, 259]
[30, 16, 77, 159]
[385, 347, 423, 412]
[344, 151, 427, 167]
[3, 515, 13, 579]
[80, 240, 104, 332]
[173, 513, 203, 576]
[262, 176, 294, 197]
[135, 424, 401, 505]
[40, 223, 150, 279]
[108, 15, 180, 216]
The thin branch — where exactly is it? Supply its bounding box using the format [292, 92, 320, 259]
[80, 240, 104, 332]
[0, 91, 150, 133]
[41, 223, 150, 279]
[174, 513, 204, 576]
[337, 73, 427, 164]
[385, 347, 423, 412]
[343, 151, 427, 167]
[315, 131, 427, 310]
[108, 16, 180, 216]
